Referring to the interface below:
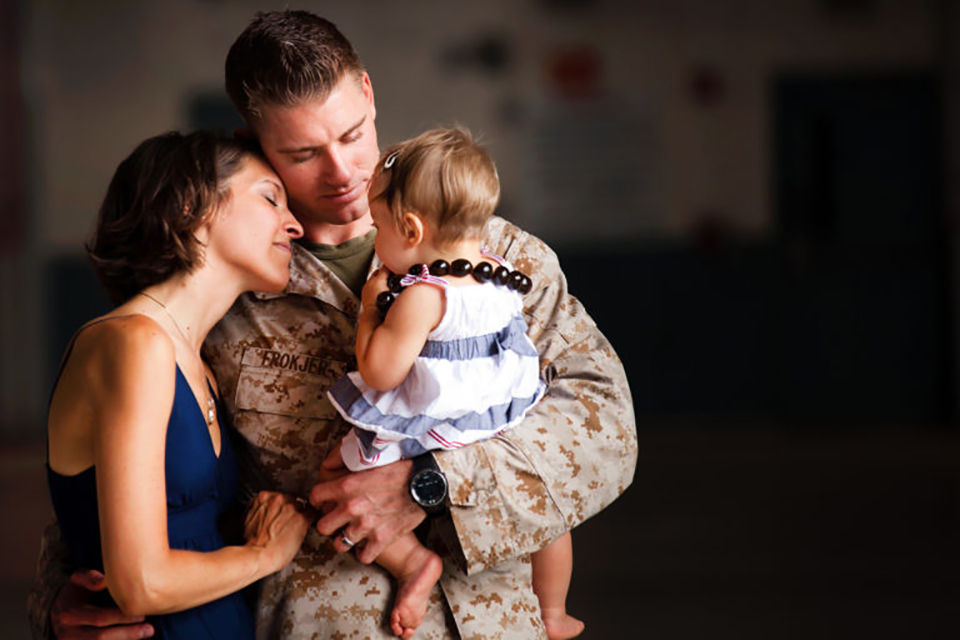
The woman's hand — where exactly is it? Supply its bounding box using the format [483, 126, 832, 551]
[243, 492, 312, 576]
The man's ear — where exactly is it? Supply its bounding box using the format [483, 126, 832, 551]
[401, 212, 425, 246]
[361, 71, 377, 121]
[233, 127, 255, 142]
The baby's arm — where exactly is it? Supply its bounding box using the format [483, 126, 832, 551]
[356, 272, 444, 391]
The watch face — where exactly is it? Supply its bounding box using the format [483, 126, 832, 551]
[412, 470, 447, 507]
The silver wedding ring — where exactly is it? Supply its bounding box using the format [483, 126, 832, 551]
[340, 531, 357, 547]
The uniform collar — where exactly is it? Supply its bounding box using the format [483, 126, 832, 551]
[252, 242, 383, 310]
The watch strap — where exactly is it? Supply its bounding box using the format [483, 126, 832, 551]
[411, 451, 440, 475]
[409, 453, 448, 515]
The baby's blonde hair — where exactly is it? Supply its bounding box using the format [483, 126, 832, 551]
[372, 127, 500, 245]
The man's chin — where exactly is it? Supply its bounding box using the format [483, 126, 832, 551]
[293, 203, 372, 244]
[296, 200, 370, 227]
[328, 209, 372, 228]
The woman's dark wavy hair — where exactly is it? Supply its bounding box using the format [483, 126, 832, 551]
[86, 131, 258, 305]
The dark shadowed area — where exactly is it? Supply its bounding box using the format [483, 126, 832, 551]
[2, 0, 959, 637]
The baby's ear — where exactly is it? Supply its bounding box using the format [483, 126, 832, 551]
[401, 212, 425, 246]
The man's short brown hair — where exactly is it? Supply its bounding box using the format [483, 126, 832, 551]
[87, 131, 256, 304]
[373, 127, 500, 245]
[225, 10, 365, 126]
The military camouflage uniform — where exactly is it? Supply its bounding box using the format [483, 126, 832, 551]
[29, 216, 637, 639]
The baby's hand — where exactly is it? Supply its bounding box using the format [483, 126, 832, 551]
[361, 267, 390, 311]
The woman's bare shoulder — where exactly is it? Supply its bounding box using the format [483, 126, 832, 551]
[48, 315, 176, 470]
[73, 314, 175, 380]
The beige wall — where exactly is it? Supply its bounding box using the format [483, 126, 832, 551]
[1, 0, 941, 429]
[25, 0, 937, 249]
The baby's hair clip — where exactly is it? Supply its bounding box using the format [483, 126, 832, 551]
[383, 151, 400, 169]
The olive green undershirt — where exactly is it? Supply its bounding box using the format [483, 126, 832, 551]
[297, 229, 377, 299]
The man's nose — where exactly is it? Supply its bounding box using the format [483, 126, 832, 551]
[321, 146, 351, 184]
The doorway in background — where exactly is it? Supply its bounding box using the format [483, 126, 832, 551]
[774, 71, 950, 424]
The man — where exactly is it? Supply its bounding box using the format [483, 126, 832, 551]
[30, 10, 637, 639]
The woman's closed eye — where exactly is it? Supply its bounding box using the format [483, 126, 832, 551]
[262, 189, 280, 207]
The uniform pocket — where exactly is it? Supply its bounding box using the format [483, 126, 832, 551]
[435, 438, 498, 507]
[234, 347, 349, 420]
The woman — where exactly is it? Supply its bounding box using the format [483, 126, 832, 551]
[46, 131, 310, 638]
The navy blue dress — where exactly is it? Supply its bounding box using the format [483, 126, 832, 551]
[47, 364, 255, 640]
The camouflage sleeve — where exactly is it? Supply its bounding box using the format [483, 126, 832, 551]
[27, 519, 71, 640]
[434, 219, 638, 575]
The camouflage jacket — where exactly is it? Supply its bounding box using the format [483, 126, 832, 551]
[28, 216, 637, 639]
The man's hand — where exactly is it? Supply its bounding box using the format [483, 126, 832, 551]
[51, 569, 154, 639]
[309, 454, 422, 564]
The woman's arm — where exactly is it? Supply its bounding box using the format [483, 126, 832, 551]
[25, 520, 143, 640]
[89, 318, 308, 616]
[355, 274, 443, 391]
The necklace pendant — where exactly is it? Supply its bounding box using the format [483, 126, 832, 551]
[206, 398, 216, 424]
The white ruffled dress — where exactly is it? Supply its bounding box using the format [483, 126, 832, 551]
[328, 265, 546, 471]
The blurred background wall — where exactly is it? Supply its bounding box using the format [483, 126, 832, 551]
[1, 0, 958, 637]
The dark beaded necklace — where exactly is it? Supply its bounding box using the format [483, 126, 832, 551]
[375, 258, 533, 318]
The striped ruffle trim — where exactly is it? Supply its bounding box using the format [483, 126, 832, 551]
[420, 315, 537, 360]
[328, 378, 546, 462]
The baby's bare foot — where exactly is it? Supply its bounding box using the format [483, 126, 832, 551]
[542, 607, 585, 640]
[390, 547, 443, 639]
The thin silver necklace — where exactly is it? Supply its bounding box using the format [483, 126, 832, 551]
[137, 292, 217, 425]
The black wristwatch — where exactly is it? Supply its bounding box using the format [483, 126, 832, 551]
[409, 453, 448, 515]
